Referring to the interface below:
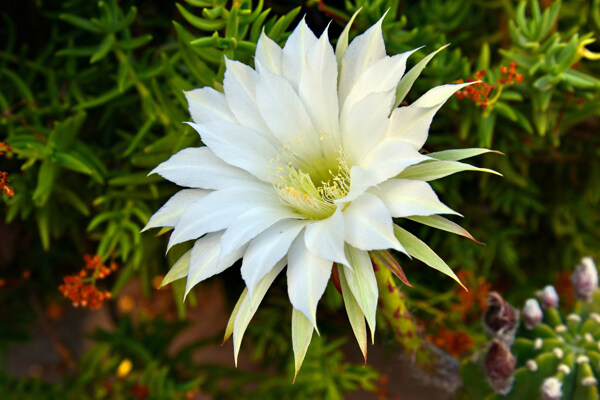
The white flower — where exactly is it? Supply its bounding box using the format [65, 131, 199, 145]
[145, 14, 496, 374]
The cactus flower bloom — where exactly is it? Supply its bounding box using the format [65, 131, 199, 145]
[145, 14, 496, 373]
[571, 257, 598, 302]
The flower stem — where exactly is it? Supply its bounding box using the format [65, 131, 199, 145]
[372, 256, 438, 370]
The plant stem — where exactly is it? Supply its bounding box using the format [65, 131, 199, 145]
[372, 257, 438, 370]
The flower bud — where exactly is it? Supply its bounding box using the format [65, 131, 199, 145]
[539, 285, 559, 308]
[484, 340, 515, 395]
[571, 257, 598, 302]
[540, 377, 562, 400]
[522, 298, 543, 329]
[483, 292, 519, 345]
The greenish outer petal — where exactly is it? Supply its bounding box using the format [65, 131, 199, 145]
[393, 224, 466, 290]
[291, 307, 314, 381]
[338, 264, 368, 362]
[343, 245, 378, 343]
[396, 160, 501, 182]
[394, 44, 449, 109]
[233, 260, 285, 365]
[335, 8, 362, 70]
[223, 288, 247, 344]
[407, 215, 482, 244]
[160, 248, 192, 288]
[427, 148, 502, 161]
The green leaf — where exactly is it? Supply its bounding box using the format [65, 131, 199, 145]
[394, 44, 449, 108]
[427, 148, 501, 161]
[338, 265, 367, 363]
[54, 151, 95, 176]
[291, 308, 314, 382]
[176, 4, 226, 31]
[393, 225, 465, 289]
[406, 215, 482, 244]
[90, 35, 115, 63]
[562, 69, 600, 89]
[397, 160, 501, 181]
[48, 112, 87, 151]
[32, 160, 57, 207]
[36, 207, 51, 251]
[161, 249, 192, 287]
[59, 13, 103, 33]
[117, 34, 153, 51]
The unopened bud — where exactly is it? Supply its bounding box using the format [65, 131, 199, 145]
[540, 377, 562, 400]
[484, 340, 515, 395]
[523, 298, 543, 329]
[540, 285, 559, 308]
[571, 257, 598, 302]
[483, 292, 519, 345]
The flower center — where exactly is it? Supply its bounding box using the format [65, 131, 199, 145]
[274, 155, 350, 220]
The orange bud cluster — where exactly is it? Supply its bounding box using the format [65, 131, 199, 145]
[0, 142, 14, 197]
[58, 254, 117, 309]
[0, 142, 11, 155]
[455, 70, 495, 107]
[1, 171, 14, 197]
[427, 325, 475, 357]
[498, 62, 524, 85]
[455, 62, 523, 108]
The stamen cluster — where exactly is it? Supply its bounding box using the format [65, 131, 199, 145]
[58, 254, 116, 309]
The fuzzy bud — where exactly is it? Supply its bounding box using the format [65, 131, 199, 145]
[540, 285, 559, 308]
[484, 340, 515, 395]
[523, 298, 543, 329]
[540, 377, 562, 400]
[483, 292, 519, 345]
[571, 257, 598, 302]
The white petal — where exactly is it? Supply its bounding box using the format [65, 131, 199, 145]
[384, 83, 472, 149]
[282, 18, 318, 89]
[168, 186, 277, 250]
[149, 147, 257, 190]
[342, 50, 416, 114]
[142, 188, 209, 232]
[342, 245, 378, 342]
[241, 219, 308, 299]
[298, 28, 341, 140]
[337, 142, 430, 205]
[255, 31, 282, 74]
[219, 205, 300, 262]
[287, 233, 333, 330]
[341, 90, 394, 165]
[255, 64, 318, 151]
[343, 192, 407, 253]
[184, 232, 247, 298]
[304, 208, 348, 266]
[188, 120, 279, 182]
[338, 15, 387, 107]
[184, 87, 235, 124]
[370, 179, 458, 218]
[233, 259, 285, 364]
[360, 139, 431, 184]
[223, 58, 273, 138]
